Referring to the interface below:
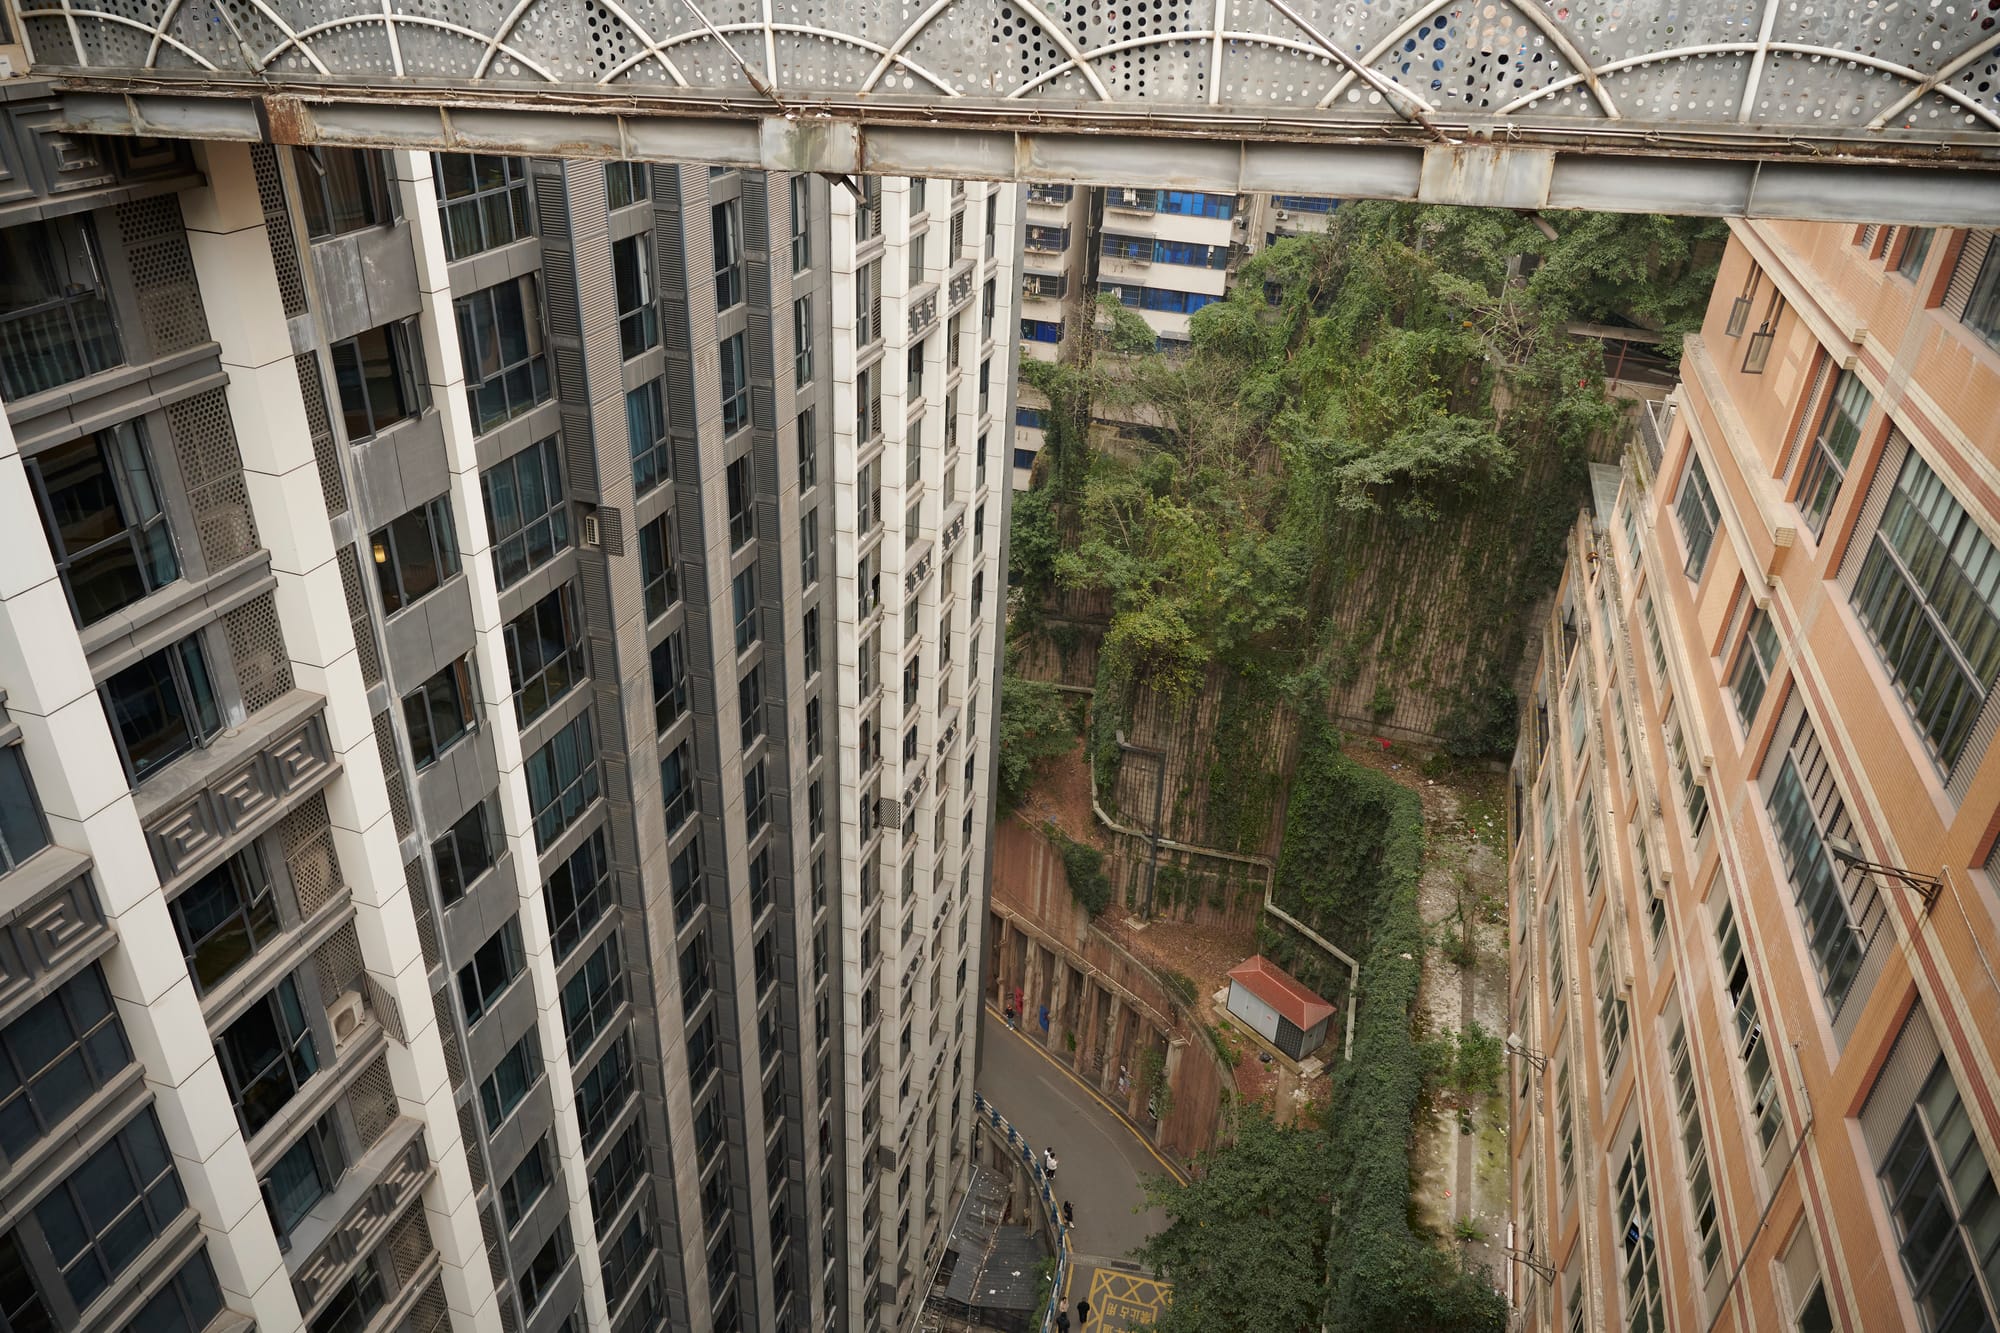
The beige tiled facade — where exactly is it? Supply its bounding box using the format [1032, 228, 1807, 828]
[1510, 221, 2000, 1333]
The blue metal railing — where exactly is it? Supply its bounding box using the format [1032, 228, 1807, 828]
[971, 1090, 1070, 1333]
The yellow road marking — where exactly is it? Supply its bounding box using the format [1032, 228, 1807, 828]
[1084, 1266, 1172, 1326]
[985, 1003, 1190, 1185]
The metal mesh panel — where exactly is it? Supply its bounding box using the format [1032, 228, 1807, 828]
[349, 1053, 398, 1148]
[315, 920, 366, 999]
[279, 793, 343, 918]
[387, 1201, 436, 1286]
[297, 353, 347, 516]
[252, 143, 310, 318]
[374, 710, 413, 840]
[339, 546, 382, 686]
[167, 389, 260, 569]
[480, 1205, 507, 1284]
[498, 1293, 519, 1333]
[433, 987, 464, 1088]
[407, 858, 439, 973]
[459, 1099, 487, 1189]
[116, 195, 209, 356]
[223, 591, 294, 714]
[406, 1276, 448, 1333]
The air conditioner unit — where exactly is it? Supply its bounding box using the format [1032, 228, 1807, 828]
[1275, 210, 1290, 220]
[329, 990, 368, 1050]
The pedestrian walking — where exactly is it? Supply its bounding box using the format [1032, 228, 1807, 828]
[1061, 1199, 1074, 1227]
[1077, 1299, 1092, 1325]
[1056, 1297, 1070, 1332]
[1043, 1148, 1058, 1180]
[1005, 1002, 1017, 1030]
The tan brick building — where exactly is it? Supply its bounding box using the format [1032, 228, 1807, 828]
[1508, 221, 2000, 1333]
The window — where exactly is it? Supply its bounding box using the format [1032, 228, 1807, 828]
[482, 437, 568, 589]
[330, 320, 426, 442]
[1964, 240, 2000, 351]
[661, 740, 697, 836]
[402, 657, 476, 770]
[805, 697, 822, 762]
[1545, 893, 1567, 1006]
[457, 275, 552, 433]
[749, 847, 772, 919]
[679, 928, 712, 1016]
[1020, 319, 1063, 343]
[687, 1012, 720, 1090]
[1767, 751, 1864, 1008]
[857, 363, 882, 442]
[117, 1249, 220, 1333]
[262, 1115, 345, 1237]
[1613, 1136, 1664, 1333]
[0, 964, 130, 1159]
[733, 567, 759, 653]
[803, 606, 820, 678]
[1594, 940, 1628, 1074]
[1665, 712, 1709, 838]
[505, 584, 586, 727]
[907, 342, 925, 403]
[743, 760, 769, 838]
[1796, 371, 1873, 536]
[606, 160, 649, 210]
[1852, 448, 2000, 769]
[739, 666, 764, 752]
[563, 936, 624, 1061]
[591, 1121, 647, 1222]
[671, 839, 703, 928]
[0, 217, 121, 401]
[1878, 1058, 2000, 1333]
[978, 357, 991, 417]
[543, 827, 610, 964]
[618, 378, 672, 498]
[720, 333, 750, 435]
[36, 1109, 185, 1310]
[639, 512, 678, 620]
[170, 849, 279, 993]
[1099, 284, 1221, 316]
[218, 978, 320, 1136]
[1708, 605, 1768, 726]
[1675, 453, 1720, 579]
[1666, 1023, 1722, 1275]
[458, 917, 525, 1027]
[575, 1034, 634, 1149]
[855, 176, 882, 241]
[371, 493, 460, 614]
[793, 296, 813, 384]
[308, 1256, 384, 1333]
[652, 631, 690, 734]
[1716, 903, 1784, 1151]
[797, 410, 818, 491]
[800, 508, 819, 588]
[1898, 226, 1935, 278]
[27, 423, 178, 626]
[102, 636, 220, 782]
[479, 1029, 540, 1131]
[790, 175, 811, 272]
[857, 261, 881, 346]
[713, 200, 743, 310]
[433, 800, 496, 906]
[500, 1136, 551, 1229]
[600, 1208, 654, 1308]
[614, 233, 659, 359]
[727, 454, 755, 549]
[0, 747, 48, 873]
[527, 713, 599, 850]
[432, 154, 531, 260]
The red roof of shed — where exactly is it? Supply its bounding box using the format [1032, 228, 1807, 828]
[1227, 956, 1335, 1031]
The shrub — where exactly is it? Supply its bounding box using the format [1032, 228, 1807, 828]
[1058, 837, 1112, 917]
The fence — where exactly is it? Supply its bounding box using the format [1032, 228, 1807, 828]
[971, 1091, 1071, 1333]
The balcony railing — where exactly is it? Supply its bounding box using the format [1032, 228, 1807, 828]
[1106, 187, 1163, 213]
[0, 292, 123, 401]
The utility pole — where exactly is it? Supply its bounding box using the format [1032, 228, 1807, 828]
[1117, 730, 1167, 918]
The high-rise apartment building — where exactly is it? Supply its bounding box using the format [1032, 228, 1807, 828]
[1508, 220, 2000, 1333]
[0, 85, 1010, 1333]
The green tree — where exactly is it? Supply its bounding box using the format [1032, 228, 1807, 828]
[1136, 1112, 1337, 1333]
[997, 676, 1075, 809]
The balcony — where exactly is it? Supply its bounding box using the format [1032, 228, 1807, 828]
[289, 1116, 433, 1312]
[1025, 184, 1074, 206]
[947, 258, 976, 309]
[1107, 187, 1163, 213]
[904, 541, 935, 596]
[908, 284, 939, 337]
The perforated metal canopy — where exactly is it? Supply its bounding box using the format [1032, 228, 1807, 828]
[19, 0, 2000, 221]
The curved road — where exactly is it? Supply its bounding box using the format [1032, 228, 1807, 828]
[978, 1010, 1174, 1325]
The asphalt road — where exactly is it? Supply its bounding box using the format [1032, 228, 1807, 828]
[976, 1010, 1171, 1265]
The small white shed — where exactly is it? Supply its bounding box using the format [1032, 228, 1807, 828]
[1226, 956, 1335, 1061]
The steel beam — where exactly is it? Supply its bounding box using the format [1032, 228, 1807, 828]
[50, 87, 2000, 225]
